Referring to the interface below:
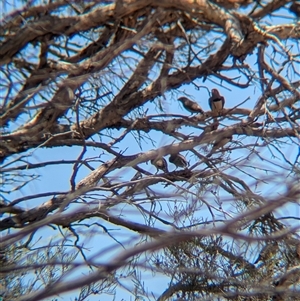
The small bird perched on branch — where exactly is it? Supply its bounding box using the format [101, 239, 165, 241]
[209, 89, 225, 116]
[151, 157, 168, 173]
[254, 242, 278, 264]
[207, 135, 232, 157]
[212, 135, 232, 152]
[178, 97, 204, 115]
[169, 153, 188, 169]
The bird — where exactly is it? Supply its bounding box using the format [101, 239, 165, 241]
[169, 153, 188, 169]
[211, 135, 232, 152]
[178, 97, 204, 115]
[209, 88, 225, 116]
[254, 242, 278, 264]
[151, 157, 168, 173]
[207, 135, 232, 157]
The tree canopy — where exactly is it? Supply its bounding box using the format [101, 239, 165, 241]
[1, 0, 300, 300]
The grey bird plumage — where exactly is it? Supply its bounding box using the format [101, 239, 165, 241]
[169, 153, 188, 169]
[212, 135, 232, 152]
[178, 97, 204, 115]
[207, 135, 232, 157]
[151, 157, 168, 173]
[209, 89, 225, 116]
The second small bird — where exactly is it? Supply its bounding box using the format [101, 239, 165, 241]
[151, 157, 168, 173]
[169, 153, 188, 169]
[212, 135, 232, 152]
[178, 97, 204, 115]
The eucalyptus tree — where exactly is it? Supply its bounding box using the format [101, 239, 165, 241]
[1, 1, 300, 300]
